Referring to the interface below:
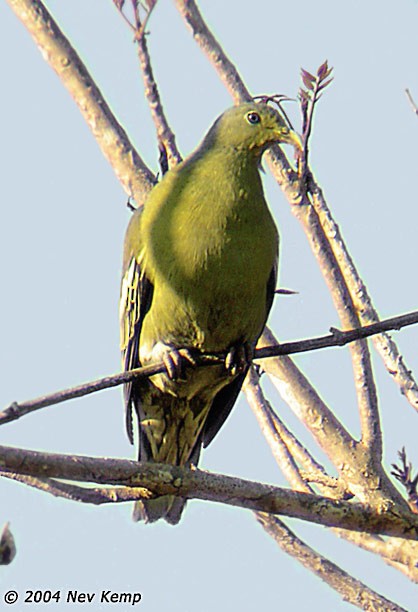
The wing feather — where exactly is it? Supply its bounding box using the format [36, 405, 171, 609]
[120, 248, 154, 444]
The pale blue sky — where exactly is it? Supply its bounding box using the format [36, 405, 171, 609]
[1, 1, 418, 610]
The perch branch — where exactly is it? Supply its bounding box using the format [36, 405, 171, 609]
[2, 311, 418, 427]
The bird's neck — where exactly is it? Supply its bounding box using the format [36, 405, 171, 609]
[189, 145, 264, 218]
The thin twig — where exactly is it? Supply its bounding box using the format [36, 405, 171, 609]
[299, 61, 333, 175]
[132, 0, 157, 42]
[131, 2, 182, 168]
[256, 310, 418, 358]
[1, 445, 418, 538]
[2, 311, 418, 426]
[0, 361, 168, 425]
[392, 448, 418, 513]
[114, 0, 182, 169]
[405, 88, 418, 115]
[0, 471, 153, 505]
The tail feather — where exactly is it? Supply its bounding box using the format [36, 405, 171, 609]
[131, 389, 205, 524]
[133, 496, 187, 524]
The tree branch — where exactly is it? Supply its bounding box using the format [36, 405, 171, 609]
[174, 0, 251, 105]
[258, 328, 409, 511]
[290, 193, 382, 461]
[135, 31, 182, 168]
[246, 372, 412, 605]
[308, 179, 418, 414]
[244, 367, 351, 499]
[174, 0, 298, 195]
[340, 531, 418, 584]
[246, 364, 418, 582]
[244, 367, 317, 493]
[257, 514, 407, 612]
[1, 444, 418, 539]
[6, 0, 156, 205]
[257, 328, 363, 470]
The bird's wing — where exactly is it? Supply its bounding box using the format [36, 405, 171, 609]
[265, 257, 278, 319]
[202, 262, 277, 448]
[120, 246, 154, 444]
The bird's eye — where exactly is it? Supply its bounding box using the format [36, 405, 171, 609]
[246, 111, 261, 125]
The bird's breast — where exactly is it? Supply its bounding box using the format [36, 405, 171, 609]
[141, 157, 278, 352]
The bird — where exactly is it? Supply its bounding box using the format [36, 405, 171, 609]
[120, 101, 301, 524]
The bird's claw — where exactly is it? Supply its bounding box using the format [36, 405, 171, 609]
[163, 347, 197, 381]
[225, 342, 253, 377]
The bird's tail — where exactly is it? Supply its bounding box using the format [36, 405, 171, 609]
[132, 391, 206, 525]
[133, 495, 186, 525]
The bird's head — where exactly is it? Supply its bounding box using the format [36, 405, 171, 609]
[206, 102, 302, 156]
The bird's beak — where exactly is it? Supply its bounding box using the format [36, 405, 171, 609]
[277, 128, 303, 151]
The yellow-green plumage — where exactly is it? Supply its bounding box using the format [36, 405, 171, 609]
[120, 102, 301, 523]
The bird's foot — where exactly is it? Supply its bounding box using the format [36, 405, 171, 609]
[161, 345, 197, 381]
[225, 342, 254, 377]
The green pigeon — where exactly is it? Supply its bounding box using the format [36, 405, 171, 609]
[120, 102, 301, 523]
